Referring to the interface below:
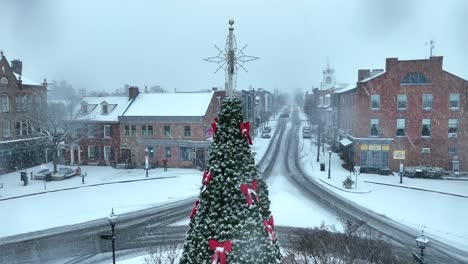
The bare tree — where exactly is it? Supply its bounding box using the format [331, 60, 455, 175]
[143, 243, 181, 264]
[38, 103, 84, 173]
[284, 220, 413, 264]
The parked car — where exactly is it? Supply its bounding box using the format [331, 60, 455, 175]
[261, 131, 271, 138]
[280, 112, 289, 118]
[263, 126, 272, 133]
[303, 126, 311, 133]
[57, 167, 77, 178]
[302, 132, 312, 139]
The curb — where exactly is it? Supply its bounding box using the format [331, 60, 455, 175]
[319, 179, 371, 194]
[0, 176, 176, 202]
[363, 180, 468, 198]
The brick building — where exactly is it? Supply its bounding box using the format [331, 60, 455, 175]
[335, 56, 468, 173]
[118, 88, 225, 169]
[0, 52, 48, 173]
[68, 96, 132, 166]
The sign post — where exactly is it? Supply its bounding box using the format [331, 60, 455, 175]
[393, 150, 406, 184]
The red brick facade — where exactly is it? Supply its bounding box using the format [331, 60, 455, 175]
[337, 57, 468, 172]
[0, 53, 48, 172]
[118, 90, 226, 168]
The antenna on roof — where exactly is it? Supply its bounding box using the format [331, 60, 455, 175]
[425, 40, 435, 57]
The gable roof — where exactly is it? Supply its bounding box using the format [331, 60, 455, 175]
[358, 71, 386, 83]
[333, 84, 357, 94]
[74, 96, 132, 122]
[13, 73, 41, 86]
[123, 92, 214, 117]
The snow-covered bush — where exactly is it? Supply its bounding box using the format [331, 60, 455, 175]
[404, 166, 446, 179]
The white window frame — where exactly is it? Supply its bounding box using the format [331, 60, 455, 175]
[88, 145, 96, 159]
[449, 93, 460, 110]
[164, 125, 171, 137]
[370, 119, 379, 136]
[422, 119, 432, 137]
[88, 125, 96, 138]
[397, 94, 407, 110]
[370, 95, 380, 110]
[1, 94, 9, 112]
[184, 125, 191, 137]
[104, 125, 111, 138]
[104, 146, 111, 160]
[448, 119, 458, 137]
[422, 94, 433, 110]
[396, 118, 405, 136]
[2, 119, 11, 138]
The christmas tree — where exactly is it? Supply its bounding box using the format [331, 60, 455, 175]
[180, 97, 282, 264]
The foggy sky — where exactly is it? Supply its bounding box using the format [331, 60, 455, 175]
[2, 0, 468, 93]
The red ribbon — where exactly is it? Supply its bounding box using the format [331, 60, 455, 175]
[202, 169, 213, 185]
[190, 200, 199, 219]
[212, 117, 219, 135]
[240, 180, 259, 207]
[239, 122, 253, 145]
[263, 215, 277, 243]
[209, 239, 232, 264]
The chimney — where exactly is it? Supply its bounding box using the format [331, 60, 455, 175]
[385, 58, 398, 71]
[430, 56, 443, 69]
[358, 69, 370, 82]
[212, 87, 218, 92]
[11, 59, 22, 75]
[128, 86, 139, 100]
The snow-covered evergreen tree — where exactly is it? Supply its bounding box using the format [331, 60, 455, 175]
[180, 97, 281, 264]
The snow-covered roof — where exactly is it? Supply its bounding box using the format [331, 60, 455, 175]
[358, 71, 386, 83]
[14, 73, 41, 86]
[333, 84, 357, 94]
[74, 96, 131, 122]
[123, 92, 213, 117]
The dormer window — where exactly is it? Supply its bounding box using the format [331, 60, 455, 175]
[102, 104, 108, 114]
[81, 103, 88, 114]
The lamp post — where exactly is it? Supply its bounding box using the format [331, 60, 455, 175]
[108, 208, 118, 264]
[328, 150, 332, 179]
[413, 230, 429, 264]
[144, 147, 149, 177]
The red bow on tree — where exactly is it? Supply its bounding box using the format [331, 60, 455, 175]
[212, 117, 219, 135]
[202, 169, 213, 185]
[209, 239, 232, 264]
[190, 200, 200, 219]
[239, 122, 253, 145]
[263, 215, 277, 243]
[240, 180, 259, 207]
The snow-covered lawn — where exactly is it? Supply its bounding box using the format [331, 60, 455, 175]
[297, 113, 468, 250]
[0, 117, 280, 239]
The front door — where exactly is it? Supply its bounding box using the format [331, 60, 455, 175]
[196, 149, 206, 168]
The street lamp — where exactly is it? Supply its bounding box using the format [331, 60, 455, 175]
[328, 150, 332, 179]
[144, 147, 149, 177]
[108, 208, 118, 264]
[413, 230, 429, 264]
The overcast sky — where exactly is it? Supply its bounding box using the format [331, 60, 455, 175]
[2, 0, 467, 93]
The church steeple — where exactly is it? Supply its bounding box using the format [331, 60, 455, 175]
[321, 60, 335, 90]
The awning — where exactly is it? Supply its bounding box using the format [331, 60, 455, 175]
[339, 138, 353, 147]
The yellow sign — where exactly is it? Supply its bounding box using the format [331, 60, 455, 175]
[382, 145, 390, 151]
[393, 150, 406, 160]
[360, 144, 368, 151]
[368, 144, 381, 151]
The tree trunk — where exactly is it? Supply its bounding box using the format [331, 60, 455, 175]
[53, 147, 59, 173]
